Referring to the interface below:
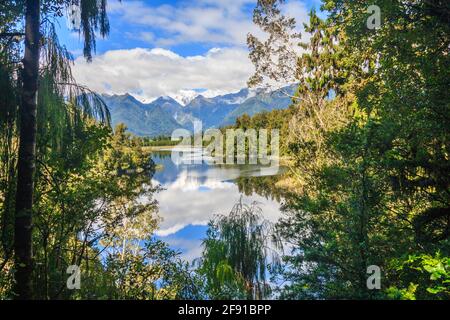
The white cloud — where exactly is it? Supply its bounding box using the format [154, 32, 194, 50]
[73, 47, 255, 101]
[282, 0, 310, 25]
[108, 0, 259, 47]
[163, 237, 204, 262]
[107, 0, 309, 47]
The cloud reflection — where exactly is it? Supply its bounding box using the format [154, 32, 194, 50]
[152, 155, 283, 237]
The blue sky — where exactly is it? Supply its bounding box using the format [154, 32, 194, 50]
[60, 0, 323, 102]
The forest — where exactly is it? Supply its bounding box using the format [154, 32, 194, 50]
[0, 0, 449, 300]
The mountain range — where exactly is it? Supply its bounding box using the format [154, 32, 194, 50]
[100, 84, 296, 137]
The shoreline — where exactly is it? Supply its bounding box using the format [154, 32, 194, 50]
[142, 145, 177, 152]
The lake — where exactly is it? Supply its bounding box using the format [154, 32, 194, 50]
[150, 149, 286, 261]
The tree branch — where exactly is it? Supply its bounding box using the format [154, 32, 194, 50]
[0, 32, 25, 38]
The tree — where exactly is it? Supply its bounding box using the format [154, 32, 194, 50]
[322, 0, 450, 296]
[13, 0, 41, 300]
[247, 0, 449, 299]
[197, 200, 279, 299]
[247, 0, 300, 88]
[10, 0, 112, 299]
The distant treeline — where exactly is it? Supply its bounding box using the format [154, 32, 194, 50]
[139, 135, 181, 147]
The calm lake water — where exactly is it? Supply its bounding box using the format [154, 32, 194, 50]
[150, 149, 285, 261]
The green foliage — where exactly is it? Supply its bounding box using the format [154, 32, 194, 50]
[140, 135, 181, 147]
[0, 0, 202, 300]
[231, 106, 297, 156]
[387, 252, 450, 300]
[248, 0, 450, 300]
[103, 238, 203, 300]
[197, 200, 278, 300]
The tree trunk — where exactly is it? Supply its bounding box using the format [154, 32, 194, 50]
[14, 0, 40, 300]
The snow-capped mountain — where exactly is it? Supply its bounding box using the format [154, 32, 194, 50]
[101, 84, 297, 137]
[171, 90, 200, 106]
